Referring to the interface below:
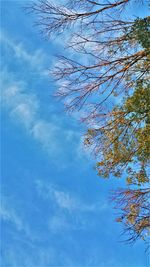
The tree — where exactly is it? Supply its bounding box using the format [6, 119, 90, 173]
[27, 0, 150, 246]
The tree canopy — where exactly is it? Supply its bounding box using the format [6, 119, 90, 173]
[28, 0, 150, 247]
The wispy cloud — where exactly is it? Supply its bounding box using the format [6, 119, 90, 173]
[1, 68, 81, 163]
[36, 180, 78, 211]
[1, 31, 85, 164]
[0, 196, 32, 240]
[36, 179, 108, 232]
[36, 179, 108, 213]
[1, 71, 38, 129]
[0, 32, 49, 75]
[1, 204, 23, 231]
[31, 120, 63, 155]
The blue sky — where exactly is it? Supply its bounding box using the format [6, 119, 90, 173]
[1, 1, 149, 266]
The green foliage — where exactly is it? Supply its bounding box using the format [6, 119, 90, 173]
[127, 17, 150, 50]
[85, 81, 150, 186]
[85, 18, 150, 188]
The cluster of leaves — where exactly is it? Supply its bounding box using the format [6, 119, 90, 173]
[127, 17, 150, 50]
[85, 80, 150, 186]
[112, 188, 150, 246]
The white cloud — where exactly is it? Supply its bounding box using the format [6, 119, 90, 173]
[53, 189, 76, 210]
[1, 32, 85, 163]
[36, 179, 108, 233]
[36, 179, 108, 213]
[1, 80, 39, 130]
[31, 120, 62, 155]
[0, 32, 49, 75]
[1, 79, 58, 155]
[1, 68, 81, 162]
[48, 214, 71, 232]
[0, 205, 23, 231]
[0, 197, 32, 239]
[36, 180, 78, 211]
[12, 102, 36, 129]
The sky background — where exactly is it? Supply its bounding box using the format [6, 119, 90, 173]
[1, 1, 149, 266]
